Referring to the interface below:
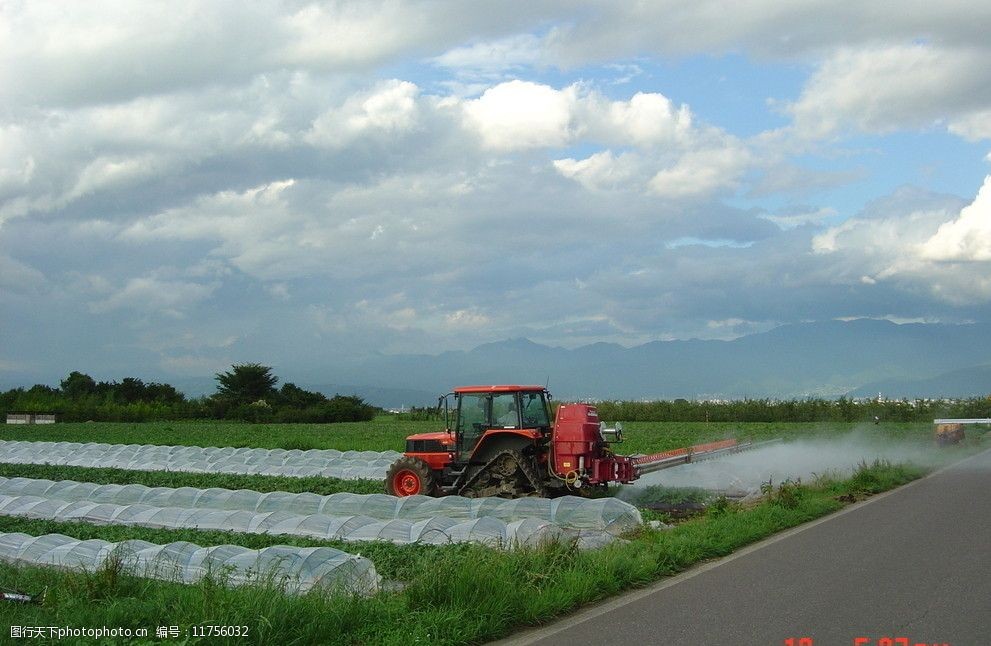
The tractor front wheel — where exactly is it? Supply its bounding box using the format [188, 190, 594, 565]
[385, 457, 437, 497]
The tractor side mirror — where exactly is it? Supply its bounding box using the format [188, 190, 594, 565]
[438, 393, 453, 432]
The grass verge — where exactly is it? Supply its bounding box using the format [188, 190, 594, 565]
[0, 460, 927, 645]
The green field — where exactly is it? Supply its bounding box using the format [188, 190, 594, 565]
[0, 417, 936, 454]
[0, 418, 968, 645]
[0, 417, 424, 452]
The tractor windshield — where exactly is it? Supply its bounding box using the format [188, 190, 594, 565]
[520, 391, 551, 428]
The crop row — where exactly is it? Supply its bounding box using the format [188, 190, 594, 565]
[0, 476, 640, 531]
[0, 463, 385, 495]
[0, 531, 378, 596]
[0, 440, 396, 480]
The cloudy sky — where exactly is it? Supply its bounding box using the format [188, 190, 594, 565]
[2, 1, 991, 384]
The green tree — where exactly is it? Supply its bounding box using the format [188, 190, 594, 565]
[278, 382, 327, 408]
[214, 363, 278, 405]
[115, 377, 147, 404]
[60, 371, 97, 399]
[145, 382, 185, 404]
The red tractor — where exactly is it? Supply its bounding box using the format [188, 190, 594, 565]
[385, 385, 636, 498]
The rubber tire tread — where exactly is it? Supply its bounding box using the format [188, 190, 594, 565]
[385, 456, 438, 496]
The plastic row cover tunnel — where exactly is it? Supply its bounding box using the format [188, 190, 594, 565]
[0, 494, 617, 550]
[0, 440, 396, 480]
[0, 532, 379, 595]
[0, 477, 643, 534]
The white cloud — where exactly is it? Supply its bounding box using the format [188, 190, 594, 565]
[920, 175, 991, 261]
[588, 92, 694, 145]
[280, 2, 424, 67]
[307, 80, 421, 147]
[0, 80, 320, 224]
[120, 179, 317, 279]
[445, 309, 491, 328]
[0, 76, 703, 228]
[545, 2, 991, 62]
[811, 207, 948, 258]
[948, 110, 991, 141]
[788, 44, 991, 139]
[526, 83, 748, 198]
[68, 154, 168, 200]
[119, 173, 466, 282]
[811, 177, 991, 303]
[460, 80, 736, 197]
[431, 34, 543, 77]
[462, 80, 577, 150]
[761, 206, 837, 230]
[553, 151, 641, 191]
[648, 145, 751, 198]
[5, 2, 990, 149]
[460, 80, 697, 151]
[605, 63, 643, 85]
[0, 1, 550, 107]
[90, 277, 217, 317]
[1, 2, 271, 106]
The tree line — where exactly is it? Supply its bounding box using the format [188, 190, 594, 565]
[6, 369, 988, 425]
[594, 396, 991, 423]
[0, 364, 376, 423]
[398, 395, 991, 424]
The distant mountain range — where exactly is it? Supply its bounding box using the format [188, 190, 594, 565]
[309, 319, 991, 406]
[848, 364, 991, 399]
[9, 319, 990, 408]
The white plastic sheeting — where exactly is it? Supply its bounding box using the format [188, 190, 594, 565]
[0, 440, 398, 480]
[0, 531, 379, 595]
[0, 494, 616, 549]
[0, 477, 643, 535]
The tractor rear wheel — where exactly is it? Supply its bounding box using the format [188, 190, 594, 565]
[386, 456, 437, 497]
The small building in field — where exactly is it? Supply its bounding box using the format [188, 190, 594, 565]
[5, 413, 56, 424]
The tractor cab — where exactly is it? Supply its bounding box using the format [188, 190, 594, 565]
[449, 386, 552, 460]
[387, 385, 553, 497]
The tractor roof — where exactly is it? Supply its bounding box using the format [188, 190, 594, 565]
[453, 385, 546, 394]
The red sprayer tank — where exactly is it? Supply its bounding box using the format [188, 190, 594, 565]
[551, 403, 637, 485]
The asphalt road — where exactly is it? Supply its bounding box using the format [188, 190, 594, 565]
[498, 448, 991, 646]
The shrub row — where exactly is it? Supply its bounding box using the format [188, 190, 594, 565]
[1, 388, 376, 424]
[595, 396, 991, 423]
